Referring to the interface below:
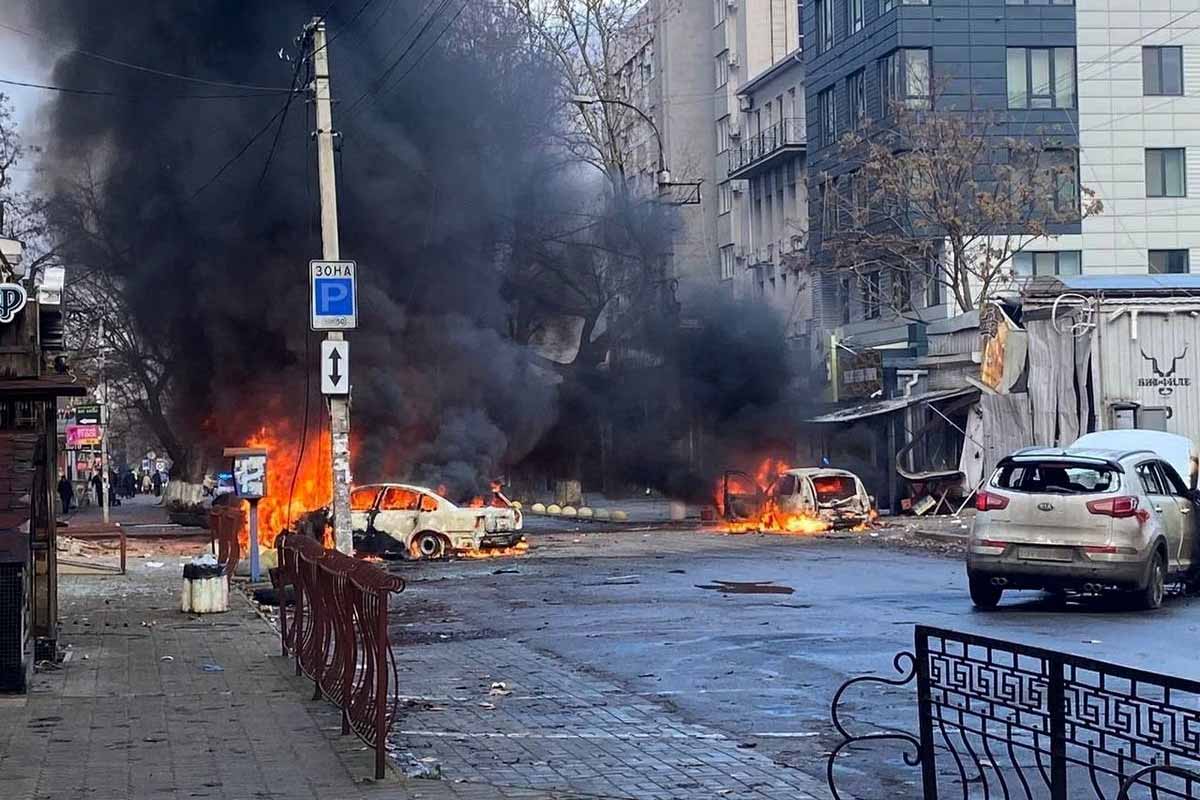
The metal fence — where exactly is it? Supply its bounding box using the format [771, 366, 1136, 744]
[275, 534, 406, 779]
[828, 625, 1200, 800]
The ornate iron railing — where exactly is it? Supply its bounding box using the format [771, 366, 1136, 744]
[729, 117, 806, 176]
[828, 625, 1200, 799]
[275, 534, 406, 779]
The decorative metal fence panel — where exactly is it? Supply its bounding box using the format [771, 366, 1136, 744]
[275, 534, 405, 779]
[829, 626, 1200, 800]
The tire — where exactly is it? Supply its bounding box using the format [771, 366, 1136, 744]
[410, 531, 447, 561]
[969, 573, 1003, 610]
[1135, 551, 1167, 610]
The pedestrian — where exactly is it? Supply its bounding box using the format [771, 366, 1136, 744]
[91, 473, 102, 505]
[142, 472, 152, 494]
[152, 470, 163, 498]
[57, 473, 73, 514]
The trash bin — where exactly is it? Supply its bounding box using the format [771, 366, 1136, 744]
[181, 554, 228, 613]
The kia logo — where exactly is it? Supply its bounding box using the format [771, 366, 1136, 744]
[0, 283, 27, 323]
[1038, 502, 1054, 512]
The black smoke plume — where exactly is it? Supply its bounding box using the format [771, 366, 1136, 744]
[26, 1, 811, 503]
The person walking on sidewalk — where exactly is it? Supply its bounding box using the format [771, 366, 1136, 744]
[57, 473, 73, 513]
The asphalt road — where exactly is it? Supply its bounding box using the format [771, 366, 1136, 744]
[384, 522, 1200, 799]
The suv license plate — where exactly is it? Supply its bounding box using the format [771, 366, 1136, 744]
[1018, 546, 1072, 562]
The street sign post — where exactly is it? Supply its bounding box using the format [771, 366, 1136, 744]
[310, 260, 357, 330]
[321, 340, 349, 395]
[74, 404, 102, 426]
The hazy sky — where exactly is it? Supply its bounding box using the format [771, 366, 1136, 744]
[0, 1, 58, 184]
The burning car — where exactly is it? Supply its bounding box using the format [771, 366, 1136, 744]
[351, 483, 523, 560]
[721, 466, 874, 532]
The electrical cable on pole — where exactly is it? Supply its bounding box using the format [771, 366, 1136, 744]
[0, 20, 295, 91]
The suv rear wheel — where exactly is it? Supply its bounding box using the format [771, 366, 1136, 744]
[1134, 551, 1166, 610]
[969, 573, 1003, 610]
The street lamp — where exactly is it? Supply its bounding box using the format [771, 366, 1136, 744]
[570, 94, 672, 187]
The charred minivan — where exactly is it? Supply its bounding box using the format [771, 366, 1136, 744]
[722, 467, 874, 530]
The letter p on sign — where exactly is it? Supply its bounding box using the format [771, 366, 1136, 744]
[309, 260, 358, 330]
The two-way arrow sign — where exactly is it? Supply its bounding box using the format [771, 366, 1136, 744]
[320, 340, 350, 395]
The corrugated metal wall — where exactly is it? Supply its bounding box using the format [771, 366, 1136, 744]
[1093, 302, 1200, 442]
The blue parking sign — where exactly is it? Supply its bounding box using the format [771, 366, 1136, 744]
[310, 260, 358, 330]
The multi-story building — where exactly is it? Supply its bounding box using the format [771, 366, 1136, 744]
[615, 1, 806, 312]
[717, 2, 807, 323]
[614, 1, 719, 308]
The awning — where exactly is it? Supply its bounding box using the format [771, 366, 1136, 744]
[806, 386, 979, 424]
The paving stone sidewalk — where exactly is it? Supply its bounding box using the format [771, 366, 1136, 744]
[0, 561, 576, 800]
[389, 636, 829, 800]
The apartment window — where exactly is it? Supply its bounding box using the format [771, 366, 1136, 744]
[820, 177, 834, 232]
[1007, 47, 1076, 109]
[819, 87, 836, 147]
[892, 269, 912, 312]
[1013, 251, 1082, 277]
[719, 181, 733, 214]
[1144, 47, 1184, 96]
[717, 116, 731, 153]
[846, 69, 866, 128]
[797, 0, 805, 50]
[1050, 150, 1081, 213]
[1146, 148, 1187, 197]
[848, 0, 864, 34]
[714, 0, 727, 24]
[1150, 249, 1190, 274]
[816, 0, 834, 54]
[881, 0, 928, 10]
[862, 271, 881, 320]
[879, 49, 931, 114]
[721, 245, 736, 279]
[924, 256, 942, 307]
[716, 52, 730, 87]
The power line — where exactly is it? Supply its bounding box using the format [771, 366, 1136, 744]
[0, 20, 294, 92]
[365, 0, 469, 111]
[188, 102, 292, 200]
[0, 76, 295, 99]
[252, 39, 312, 194]
[340, 0, 451, 120]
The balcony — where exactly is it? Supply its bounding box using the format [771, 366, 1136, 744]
[728, 118, 806, 180]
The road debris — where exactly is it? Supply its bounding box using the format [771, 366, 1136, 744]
[695, 580, 795, 595]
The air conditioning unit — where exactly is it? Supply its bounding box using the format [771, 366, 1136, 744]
[727, 0, 738, 11]
[727, 50, 739, 68]
[728, 123, 741, 139]
[738, 94, 753, 112]
[735, 247, 748, 261]
[732, 181, 745, 194]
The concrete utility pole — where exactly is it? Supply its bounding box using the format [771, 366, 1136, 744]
[309, 19, 353, 554]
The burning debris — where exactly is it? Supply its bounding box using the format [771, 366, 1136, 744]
[713, 458, 876, 535]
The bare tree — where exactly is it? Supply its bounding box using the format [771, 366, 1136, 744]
[0, 94, 58, 281]
[53, 174, 201, 479]
[818, 93, 1103, 315]
[508, 0, 659, 184]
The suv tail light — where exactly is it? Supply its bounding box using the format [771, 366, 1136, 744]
[1086, 496, 1140, 518]
[975, 491, 1009, 512]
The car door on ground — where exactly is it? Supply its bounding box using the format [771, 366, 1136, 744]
[1151, 459, 1196, 573]
[1136, 461, 1186, 574]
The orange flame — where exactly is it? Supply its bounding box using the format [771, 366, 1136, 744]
[713, 457, 871, 536]
[237, 423, 333, 551]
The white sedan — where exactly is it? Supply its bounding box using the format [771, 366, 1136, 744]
[350, 483, 523, 559]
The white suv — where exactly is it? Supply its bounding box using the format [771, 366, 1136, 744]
[967, 446, 1196, 610]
